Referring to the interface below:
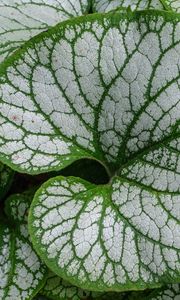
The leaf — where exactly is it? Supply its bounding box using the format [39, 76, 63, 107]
[0, 0, 89, 63]
[0, 162, 14, 200]
[0, 193, 47, 299]
[0, 11, 179, 175]
[165, 0, 180, 12]
[29, 167, 180, 291]
[92, 0, 165, 12]
[40, 271, 127, 300]
[0, 9, 179, 291]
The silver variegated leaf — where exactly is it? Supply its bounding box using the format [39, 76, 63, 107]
[0, 193, 47, 300]
[29, 166, 180, 291]
[0, 0, 89, 63]
[0, 11, 179, 174]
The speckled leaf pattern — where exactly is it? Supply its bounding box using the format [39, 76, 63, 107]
[40, 271, 126, 300]
[0, 163, 13, 200]
[165, 0, 180, 12]
[92, 0, 165, 12]
[0, 11, 179, 174]
[0, 193, 47, 300]
[0, 0, 89, 63]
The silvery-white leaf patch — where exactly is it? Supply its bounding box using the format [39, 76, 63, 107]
[0, 0, 89, 63]
[92, 0, 165, 12]
[92, 0, 180, 12]
[166, 0, 180, 12]
[0, 193, 47, 300]
[0, 163, 13, 200]
[40, 271, 126, 300]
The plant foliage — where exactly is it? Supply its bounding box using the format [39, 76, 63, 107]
[0, 0, 179, 299]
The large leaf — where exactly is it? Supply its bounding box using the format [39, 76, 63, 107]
[0, 11, 179, 174]
[40, 271, 127, 300]
[29, 171, 180, 291]
[0, 162, 14, 200]
[0, 9, 179, 291]
[92, 0, 165, 12]
[0, 193, 47, 299]
[0, 0, 89, 63]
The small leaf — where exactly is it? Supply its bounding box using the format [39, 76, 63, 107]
[92, 0, 165, 12]
[0, 162, 14, 200]
[0, 0, 89, 62]
[40, 271, 127, 300]
[0, 193, 47, 300]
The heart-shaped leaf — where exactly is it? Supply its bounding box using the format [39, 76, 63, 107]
[0, 0, 89, 63]
[0, 9, 179, 292]
[29, 168, 179, 291]
[0, 11, 179, 174]
[0, 163, 13, 200]
[0, 192, 47, 299]
[92, 0, 165, 12]
[40, 271, 127, 300]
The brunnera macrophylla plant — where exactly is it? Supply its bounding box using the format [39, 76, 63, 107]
[0, 1, 179, 300]
[0, 8, 180, 293]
